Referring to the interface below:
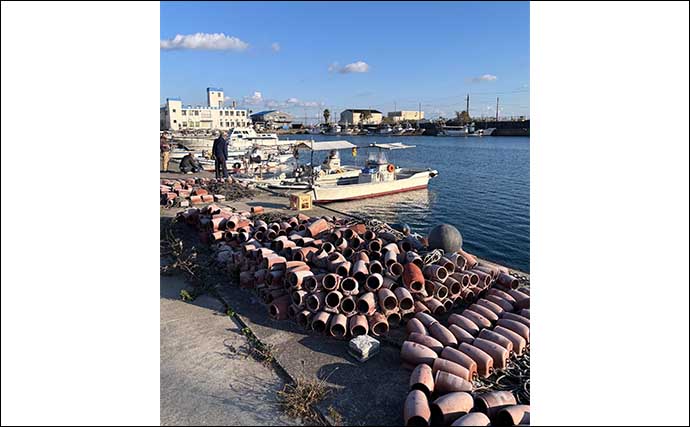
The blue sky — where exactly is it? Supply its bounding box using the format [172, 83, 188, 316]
[161, 1, 529, 122]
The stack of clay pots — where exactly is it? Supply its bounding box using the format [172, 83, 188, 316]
[161, 177, 226, 207]
[400, 284, 530, 426]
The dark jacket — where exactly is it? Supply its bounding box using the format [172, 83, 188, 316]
[180, 154, 201, 171]
[212, 136, 228, 160]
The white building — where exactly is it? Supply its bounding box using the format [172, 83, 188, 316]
[388, 110, 424, 122]
[160, 87, 251, 131]
[339, 109, 383, 125]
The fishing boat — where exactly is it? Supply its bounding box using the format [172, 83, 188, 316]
[309, 142, 438, 203]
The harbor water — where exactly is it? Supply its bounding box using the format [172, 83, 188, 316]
[290, 134, 530, 272]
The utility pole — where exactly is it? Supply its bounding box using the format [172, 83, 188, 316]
[394, 101, 397, 112]
[496, 97, 499, 122]
[466, 94, 470, 116]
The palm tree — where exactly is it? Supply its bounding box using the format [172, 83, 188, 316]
[323, 109, 331, 124]
[360, 110, 373, 124]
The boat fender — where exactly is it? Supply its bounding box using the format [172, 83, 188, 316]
[387, 164, 395, 173]
[233, 162, 241, 169]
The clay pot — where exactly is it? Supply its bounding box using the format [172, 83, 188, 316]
[462, 310, 492, 329]
[263, 255, 287, 270]
[365, 273, 384, 292]
[476, 298, 504, 316]
[447, 314, 480, 336]
[437, 257, 457, 274]
[348, 314, 369, 336]
[269, 295, 291, 320]
[414, 312, 438, 328]
[340, 277, 359, 295]
[311, 311, 331, 333]
[287, 270, 314, 289]
[448, 324, 475, 345]
[303, 274, 323, 292]
[494, 405, 530, 426]
[404, 390, 431, 427]
[457, 343, 494, 378]
[367, 238, 383, 253]
[429, 322, 458, 348]
[506, 289, 530, 309]
[386, 309, 402, 327]
[441, 298, 454, 312]
[383, 250, 399, 267]
[445, 278, 463, 298]
[450, 412, 491, 426]
[474, 264, 500, 279]
[377, 288, 398, 311]
[434, 370, 473, 393]
[492, 326, 526, 356]
[334, 261, 351, 277]
[368, 312, 389, 336]
[408, 332, 444, 354]
[446, 253, 468, 271]
[424, 298, 446, 316]
[473, 391, 517, 420]
[339, 296, 357, 316]
[403, 263, 425, 293]
[322, 273, 341, 291]
[471, 270, 492, 289]
[406, 318, 428, 336]
[519, 309, 530, 319]
[352, 260, 369, 283]
[430, 392, 473, 426]
[383, 242, 400, 254]
[306, 292, 325, 312]
[424, 265, 449, 283]
[451, 272, 471, 287]
[457, 249, 478, 269]
[352, 250, 370, 263]
[434, 284, 449, 300]
[496, 272, 519, 289]
[432, 358, 471, 381]
[409, 364, 434, 397]
[484, 295, 515, 313]
[401, 308, 416, 321]
[291, 290, 309, 307]
[478, 329, 514, 354]
[329, 313, 348, 338]
[369, 260, 384, 275]
[414, 300, 430, 314]
[306, 218, 330, 237]
[441, 347, 478, 380]
[357, 292, 377, 315]
[395, 287, 415, 311]
[487, 288, 517, 304]
[401, 341, 438, 366]
[468, 304, 499, 323]
[496, 319, 530, 343]
[501, 312, 530, 328]
[325, 290, 343, 309]
[296, 310, 312, 328]
[472, 337, 510, 369]
[459, 288, 475, 303]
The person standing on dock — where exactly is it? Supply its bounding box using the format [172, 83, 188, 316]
[212, 131, 229, 180]
[160, 135, 171, 172]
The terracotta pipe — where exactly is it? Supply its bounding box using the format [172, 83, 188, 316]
[474, 264, 500, 280]
[365, 273, 384, 292]
[403, 263, 425, 293]
[395, 287, 414, 311]
[442, 298, 454, 312]
[383, 242, 400, 254]
[287, 304, 300, 319]
[356, 292, 377, 315]
[450, 413, 490, 426]
[367, 238, 383, 253]
[341, 247, 355, 259]
[210, 231, 225, 243]
[326, 252, 346, 272]
[292, 246, 318, 262]
[268, 222, 281, 232]
[404, 251, 425, 269]
[352, 260, 369, 284]
[345, 223, 365, 239]
[280, 240, 297, 252]
[296, 213, 310, 222]
[388, 261, 404, 278]
[462, 309, 492, 329]
[406, 318, 428, 336]
[429, 322, 458, 347]
[437, 256, 457, 274]
[287, 270, 314, 289]
[495, 405, 530, 426]
[425, 298, 446, 316]
[328, 229, 342, 243]
[496, 319, 530, 343]
[352, 250, 370, 263]
[322, 273, 341, 292]
[409, 364, 434, 397]
[434, 284, 449, 300]
[501, 312, 530, 328]
[398, 239, 413, 252]
[448, 324, 475, 345]
[340, 277, 359, 296]
[303, 274, 323, 292]
[339, 296, 357, 316]
[363, 230, 376, 241]
[321, 241, 335, 254]
[404, 390, 431, 427]
[432, 358, 471, 382]
[434, 371, 473, 393]
[369, 261, 383, 280]
[472, 337, 510, 370]
[430, 392, 474, 426]
[296, 310, 312, 329]
[446, 253, 468, 271]
[496, 272, 519, 290]
[478, 330, 513, 357]
[441, 347, 478, 380]
[507, 289, 530, 310]
[298, 236, 315, 247]
[414, 312, 438, 328]
[329, 313, 348, 338]
[306, 292, 325, 312]
[448, 314, 480, 336]
[334, 237, 348, 252]
[291, 290, 309, 307]
[445, 277, 462, 298]
[325, 290, 343, 309]
[269, 295, 291, 320]
[306, 218, 330, 237]
[368, 251, 382, 262]
[473, 391, 517, 420]
[349, 236, 365, 250]
[400, 308, 416, 321]
[376, 288, 398, 311]
[414, 300, 430, 314]
[487, 288, 517, 304]
[462, 271, 480, 286]
[457, 343, 494, 378]
[468, 304, 499, 323]
[492, 326, 526, 356]
[401, 341, 438, 366]
[459, 288, 475, 303]
[348, 314, 369, 336]
[471, 269, 492, 289]
[386, 308, 402, 327]
[475, 298, 504, 316]
[310, 249, 329, 268]
[457, 249, 478, 269]
[311, 311, 331, 333]
[368, 312, 389, 336]
[483, 295, 514, 313]
[408, 332, 444, 354]
[335, 261, 351, 277]
[424, 265, 449, 283]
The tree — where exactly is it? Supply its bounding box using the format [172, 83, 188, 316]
[360, 110, 373, 124]
[455, 110, 471, 124]
[323, 109, 330, 124]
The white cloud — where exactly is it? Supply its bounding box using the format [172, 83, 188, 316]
[243, 91, 264, 105]
[160, 33, 249, 51]
[471, 74, 498, 83]
[271, 42, 281, 52]
[328, 61, 370, 74]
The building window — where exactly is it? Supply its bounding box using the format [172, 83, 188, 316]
[229, 111, 234, 116]
[172, 109, 176, 113]
[173, 119, 177, 123]
[181, 111, 186, 116]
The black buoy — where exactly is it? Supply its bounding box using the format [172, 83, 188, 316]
[427, 224, 463, 253]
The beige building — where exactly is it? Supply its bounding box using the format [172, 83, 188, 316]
[388, 110, 425, 122]
[160, 87, 251, 131]
[339, 109, 383, 125]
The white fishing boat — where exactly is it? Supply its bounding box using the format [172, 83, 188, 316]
[440, 125, 469, 136]
[378, 124, 393, 135]
[309, 142, 438, 203]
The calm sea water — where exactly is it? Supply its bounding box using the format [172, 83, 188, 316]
[291, 134, 530, 272]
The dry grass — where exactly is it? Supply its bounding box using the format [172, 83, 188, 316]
[277, 376, 332, 425]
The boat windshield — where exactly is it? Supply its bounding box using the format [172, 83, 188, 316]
[367, 150, 388, 165]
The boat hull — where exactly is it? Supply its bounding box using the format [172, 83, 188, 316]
[311, 170, 437, 204]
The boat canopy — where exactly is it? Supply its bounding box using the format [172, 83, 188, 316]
[369, 142, 416, 150]
[295, 140, 357, 151]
